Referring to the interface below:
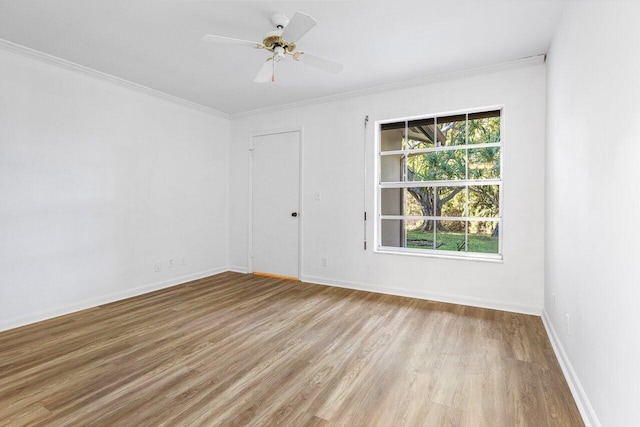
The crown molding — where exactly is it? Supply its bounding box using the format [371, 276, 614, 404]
[0, 37, 544, 120]
[0, 38, 229, 119]
[231, 55, 545, 119]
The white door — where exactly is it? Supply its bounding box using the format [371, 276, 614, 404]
[251, 131, 300, 278]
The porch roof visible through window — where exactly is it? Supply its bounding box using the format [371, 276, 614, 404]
[380, 110, 500, 147]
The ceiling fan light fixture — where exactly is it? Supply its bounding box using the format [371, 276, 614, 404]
[273, 46, 285, 62]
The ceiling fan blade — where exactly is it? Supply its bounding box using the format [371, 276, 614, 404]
[203, 34, 264, 49]
[281, 12, 317, 42]
[293, 52, 343, 74]
[254, 58, 275, 83]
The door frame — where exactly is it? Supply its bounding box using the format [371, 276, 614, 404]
[247, 126, 304, 278]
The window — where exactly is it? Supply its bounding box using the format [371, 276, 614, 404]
[375, 108, 502, 260]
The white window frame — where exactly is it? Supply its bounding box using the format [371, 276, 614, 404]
[374, 106, 504, 262]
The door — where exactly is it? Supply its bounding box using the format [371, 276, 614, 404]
[251, 131, 300, 278]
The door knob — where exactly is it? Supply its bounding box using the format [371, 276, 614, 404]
[291, 212, 298, 217]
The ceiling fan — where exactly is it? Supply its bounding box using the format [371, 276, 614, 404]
[203, 12, 343, 83]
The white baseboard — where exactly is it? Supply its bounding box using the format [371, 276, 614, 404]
[299, 274, 542, 316]
[0, 266, 541, 331]
[0, 267, 228, 333]
[541, 310, 599, 427]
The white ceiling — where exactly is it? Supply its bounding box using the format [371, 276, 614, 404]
[0, 1, 565, 115]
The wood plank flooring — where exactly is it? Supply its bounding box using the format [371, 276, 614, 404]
[0, 272, 583, 426]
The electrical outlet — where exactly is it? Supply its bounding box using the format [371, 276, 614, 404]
[179, 256, 187, 266]
[565, 313, 571, 335]
[168, 258, 175, 268]
[321, 257, 328, 267]
[154, 262, 161, 273]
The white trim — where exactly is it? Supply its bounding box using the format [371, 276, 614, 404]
[225, 117, 232, 270]
[247, 136, 254, 273]
[380, 215, 500, 222]
[231, 57, 543, 118]
[541, 311, 599, 427]
[374, 247, 503, 263]
[498, 107, 505, 257]
[380, 142, 502, 155]
[300, 274, 541, 315]
[248, 127, 303, 278]
[380, 179, 502, 188]
[298, 127, 306, 278]
[249, 127, 304, 138]
[0, 267, 229, 333]
[0, 38, 229, 119]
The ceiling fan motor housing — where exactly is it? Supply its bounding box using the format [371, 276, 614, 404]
[262, 30, 296, 54]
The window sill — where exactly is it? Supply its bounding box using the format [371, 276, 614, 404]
[374, 247, 503, 263]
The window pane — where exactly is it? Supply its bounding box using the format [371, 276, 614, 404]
[381, 188, 429, 216]
[381, 219, 437, 249]
[406, 220, 435, 249]
[380, 219, 404, 248]
[435, 220, 466, 251]
[380, 219, 404, 247]
[380, 123, 404, 152]
[468, 221, 499, 254]
[381, 188, 403, 215]
[468, 147, 500, 179]
[436, 114, 466, 147]
[438, 186, 467, 217]
[403, 189, 424, 216]
[403, 186, 434, 216]
[406, 118, 435, 150]
[380, 154, 404, 182]
[468, 185, 500, 218]
[468, 112, 500, 144]
[407, 150, 466, 181]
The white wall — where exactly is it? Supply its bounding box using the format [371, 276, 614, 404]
[545, 2, 640, 426]
[229, 62, 546, 314]
[0, 47, 230, 331]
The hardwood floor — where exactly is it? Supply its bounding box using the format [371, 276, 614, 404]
[0, 272, 583, 426]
